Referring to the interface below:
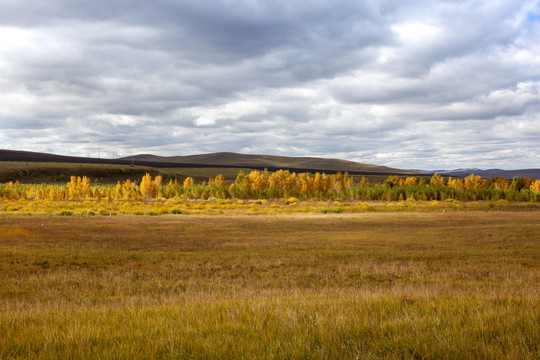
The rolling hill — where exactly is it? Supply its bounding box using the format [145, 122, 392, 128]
[124, 152, 417, 175]
[0, 149, 420, 183]
[2, 150, 538, 181]
[0, 149, 418, 175]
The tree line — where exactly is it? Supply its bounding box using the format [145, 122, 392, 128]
[1, 171, 539, 202]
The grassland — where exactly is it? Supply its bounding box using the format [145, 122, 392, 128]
[1, 198, 539, 217]
[0, 161, 252, 184]
[159, 167, 254, 183]
[0, 162, 164, 184]
[0, 210, 539, 359]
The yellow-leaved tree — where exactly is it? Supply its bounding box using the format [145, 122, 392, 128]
[358, 176, 370, 187]
[430, 173, 445, 187]
[214, 174, 228, 187]
[447, 177, 464, 191]
[122, 179, 137, 200]
[299, 173, 314, 196]
[403, 177, 418, 186]
[67, 176, 91, 200]
[140, 173, 154, 199]
[464, 174, 484, 190]
[140, 173, 162, 199]
[153, 175, 162, 198]
[314, 172, 331, 193]
[530, 180, 540, 193]
[183, 177, 194, 188]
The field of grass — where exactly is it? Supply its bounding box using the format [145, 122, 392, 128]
[160, 167, 254, 183]
[0, 210, 539, 359]
[0, 162, 255, 185]
[1, 197, 538, 217]
[0, 162, 164, 184]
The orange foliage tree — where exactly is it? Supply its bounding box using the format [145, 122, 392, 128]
[183, 177, 194, 188]
[67, 176, 91, 200]
[464, 174, 484, 190]
[430, 173, 445, 187]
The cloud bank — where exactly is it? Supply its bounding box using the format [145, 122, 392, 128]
[1, 0, 539, 169]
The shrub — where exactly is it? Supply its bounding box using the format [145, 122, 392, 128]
[98, 208, 110, 216]
[320, 206, 343, 214]
[285, 197, 298, 205]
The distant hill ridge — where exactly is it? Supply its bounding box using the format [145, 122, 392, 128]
[0, 149, 418, 176]
[2, 150, 538, 178]
[125, 152, 415, 174]
[439, 168, 540, 179]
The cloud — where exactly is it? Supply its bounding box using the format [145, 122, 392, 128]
[0, 0, 539, 170]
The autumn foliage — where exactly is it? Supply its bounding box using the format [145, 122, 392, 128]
[0, 171, 538, 202]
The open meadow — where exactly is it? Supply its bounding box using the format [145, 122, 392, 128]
[0, 210, 539, 359]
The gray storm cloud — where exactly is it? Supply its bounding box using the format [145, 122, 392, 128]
[0, 0, 539, 169]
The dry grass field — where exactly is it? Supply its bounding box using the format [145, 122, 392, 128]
[0, 211, 539, 359]
[0, 162, 163, 184]
[0, 160, 249, 184]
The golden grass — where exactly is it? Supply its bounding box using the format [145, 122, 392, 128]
[0, 197, 537, 217]
[0, 211, 539, 359]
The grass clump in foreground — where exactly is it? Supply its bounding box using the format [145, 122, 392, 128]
[0, 211, 539, 359]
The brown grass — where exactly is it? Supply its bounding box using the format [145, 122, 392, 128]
[0, 211, 539, 358]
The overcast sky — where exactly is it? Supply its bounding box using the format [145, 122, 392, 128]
[1, 0, 539, 170]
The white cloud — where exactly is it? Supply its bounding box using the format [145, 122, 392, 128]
[0, 0, 539, 169]
[192, 100, 270, 126]
[392, 22, 441, 42]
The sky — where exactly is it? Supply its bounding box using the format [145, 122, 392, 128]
[1, 0, 539, 170]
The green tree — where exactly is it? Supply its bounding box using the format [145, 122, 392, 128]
[510, 177, 524, 192]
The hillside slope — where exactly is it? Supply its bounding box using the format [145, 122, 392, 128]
[126, 152, 416, 174]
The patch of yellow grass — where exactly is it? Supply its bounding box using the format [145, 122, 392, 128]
[0, 227, 30, 236]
